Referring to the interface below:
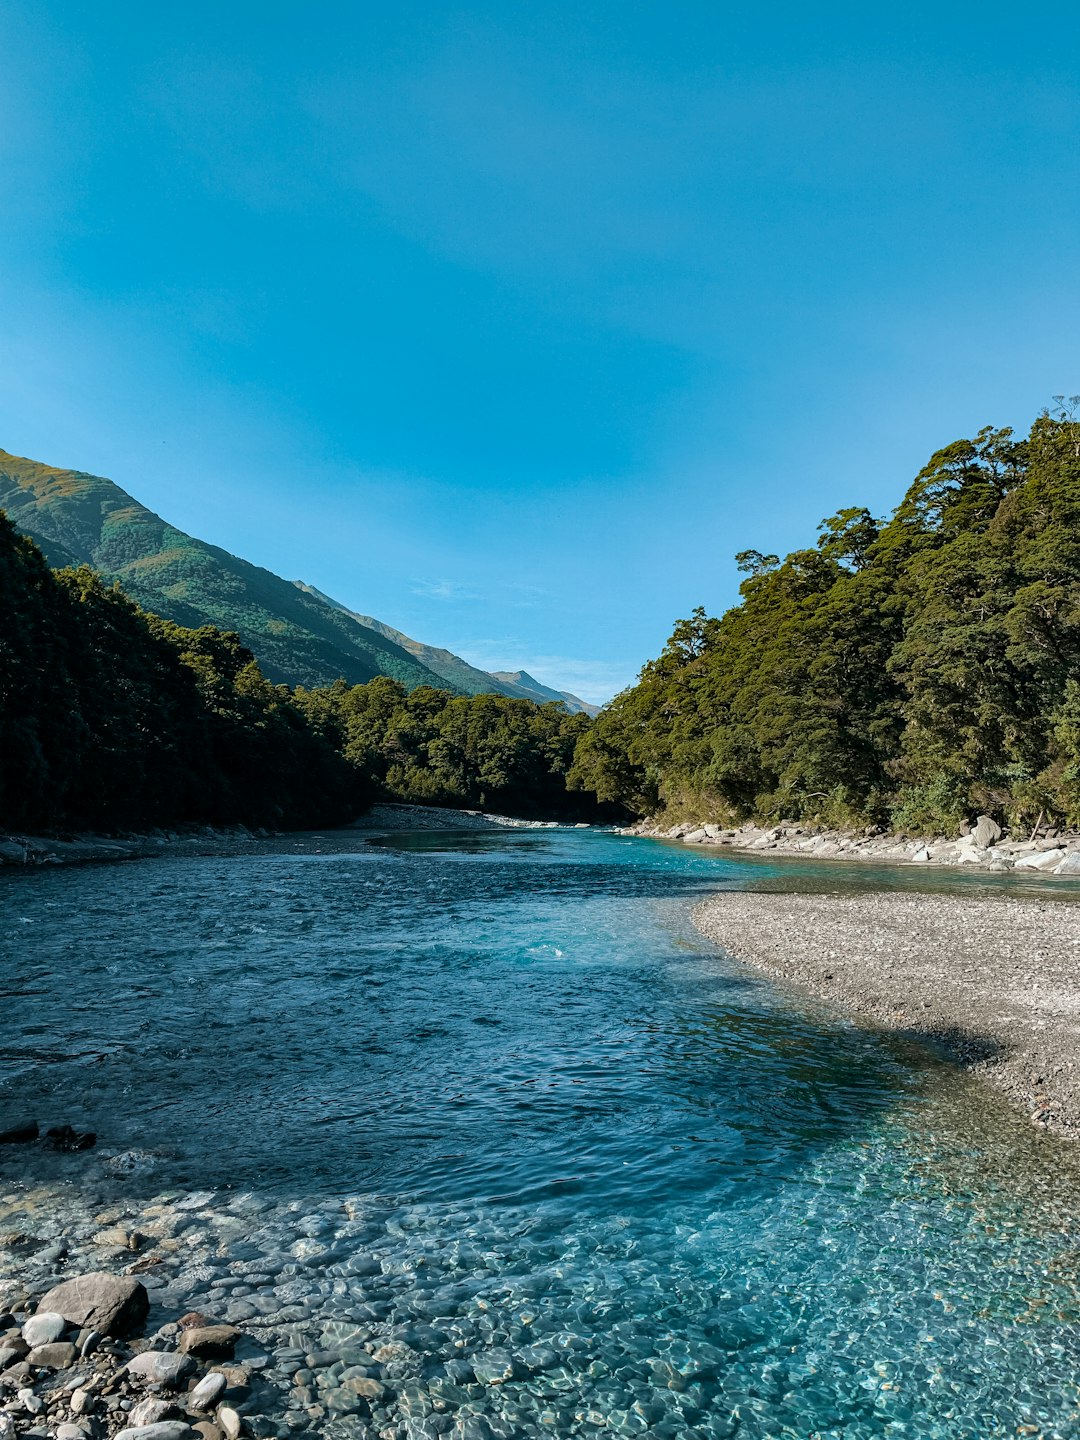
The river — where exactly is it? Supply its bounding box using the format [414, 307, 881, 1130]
[3, 825, 1080, 1438]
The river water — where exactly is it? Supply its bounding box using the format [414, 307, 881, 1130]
[3, 827, 1080, 1438]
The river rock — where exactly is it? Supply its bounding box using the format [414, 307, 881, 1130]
[1054, 851, 1080, 874]
[27, 1340, 77, 1368]
[56, 1426, 90, 1440]
[128, 1398, 182, 1426]
[972, 815, 1002, 847]
[22, 1311, 66, 1347]
[0, 1120, 38, 1143]
[37, 1273, 149, 1336]
[1015, 848, 1066, 871]
[114, 1425, 201, 1440]
[217, 1408, 242, 1440]
[125, 1350, 197, 1386]
[178, 1324, 239, 1358]
[188, 1371, 227, 1410]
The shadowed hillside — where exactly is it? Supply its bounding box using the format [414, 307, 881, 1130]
[0, 449, 452, 692]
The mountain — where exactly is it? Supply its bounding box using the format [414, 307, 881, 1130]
[294, 583, 600, 713]
[489, 670, 600, 717]
[292, 581, 510, 697]
[0, 449, 450, 692]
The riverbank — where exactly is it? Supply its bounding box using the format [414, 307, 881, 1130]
[694, 889, 1080, 1137]
[623, 816, 1080, 876]
[0, 806, 569, 867]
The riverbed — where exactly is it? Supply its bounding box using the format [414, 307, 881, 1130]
[3, 826, 1080, 1438]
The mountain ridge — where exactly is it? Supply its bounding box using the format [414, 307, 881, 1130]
[0, 447, 601, 712]
[0, 449, 450, 692]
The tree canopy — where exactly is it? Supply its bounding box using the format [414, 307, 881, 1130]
[570, 413, 1080, 832]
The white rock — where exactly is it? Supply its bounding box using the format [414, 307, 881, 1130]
[188, 1371, 227, 1410]
[1015, 848, 1066, 871]
[218, 1407, 243, 1440]
[1053, 851, 1080, 875]
[21, 1312, 65, 1348]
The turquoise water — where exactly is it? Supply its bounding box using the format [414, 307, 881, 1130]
[3, 827, 1080, 1438]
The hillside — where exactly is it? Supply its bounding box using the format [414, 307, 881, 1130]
[293, 581, 513, 697]
[0, 449, 454, 692]
[488, 670, 599, 717]
[293, 582, 598, 712]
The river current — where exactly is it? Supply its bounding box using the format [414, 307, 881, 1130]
[3, 826, 1080, 1439]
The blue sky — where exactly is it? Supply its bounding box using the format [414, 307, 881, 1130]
[2, 3, 1078, 703]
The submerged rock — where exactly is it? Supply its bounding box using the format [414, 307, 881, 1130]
[37, 1272, 149, 1336]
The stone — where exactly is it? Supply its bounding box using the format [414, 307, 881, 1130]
[193, 1427, 224, 1440]
[178, 1325, 239, 1359]
[114, 1426, 201, 1440]
[682, 829, 708, 844]
[218, 1408, 243, 1440]
[972, 814, 1002, 847]
[1015, 848, 1066, 871]
[188, 1372, 227, 1411]
[125, 1351, 197, 1386]
[37, 1273, 149, 1337]
[43, 1125, 96, 1152]
[471, 1349, 518, 1385]
[21, 1312, 66, 1347]
[27, 1340, 77, 1368]
[1054, 851, 1080, 874]
[128, 1398, 182, 1427]
[70, 1388, 92, 1416]
[0, 1121, 38, 1143]
[55, 1427, 90, 1440]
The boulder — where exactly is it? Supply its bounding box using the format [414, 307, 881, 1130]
[1054, 851, 1080, 875]
[1015, 848, 1066, 871]
[972, 814, 1002, 848]
[0, 1121, 38, 1144]
[37, 1273, 149, 1337]
[125, 1350, 196, 1387]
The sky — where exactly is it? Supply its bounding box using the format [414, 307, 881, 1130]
[1, 3, 1079, 704]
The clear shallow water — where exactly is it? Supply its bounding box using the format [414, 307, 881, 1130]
[2, 828, 1080, 1438]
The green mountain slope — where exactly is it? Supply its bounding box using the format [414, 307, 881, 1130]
[489, 670, 599, 717]
[294, 582, 599, 713]
[0, 449, 453, 693]
[294, 581, 525, 698]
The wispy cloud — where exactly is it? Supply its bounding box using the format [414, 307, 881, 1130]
[409, 578, 480, 601]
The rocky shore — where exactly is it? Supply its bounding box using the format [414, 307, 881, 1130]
[0, 807, 573, 869]
[694, 890, 1080, 1137]
[622, 815, 1080, 877]
[0, 1264, 257, 1440]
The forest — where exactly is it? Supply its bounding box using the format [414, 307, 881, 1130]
[570, 410, 1080, 832]
[0, 514, 605, 833]
[5, 408, 1079, 840]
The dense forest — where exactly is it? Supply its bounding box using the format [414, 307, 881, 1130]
[7, 407, 1078, 840]
[0, 514, 606, 833]
[570, 410, 1080, 832]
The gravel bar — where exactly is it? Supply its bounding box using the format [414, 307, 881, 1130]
[694, 890, 1080, 1136]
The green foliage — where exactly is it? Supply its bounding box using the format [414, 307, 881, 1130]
[0, 517, 611, 833]
[578, 412, 1080, 831]
[294, 681, 602, 819]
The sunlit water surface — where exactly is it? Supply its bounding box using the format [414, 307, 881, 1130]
[3, 828, 1080, 1439]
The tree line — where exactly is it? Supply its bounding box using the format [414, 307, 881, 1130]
[0, 513, 609, 833]
[569, 410, 1080, 833]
